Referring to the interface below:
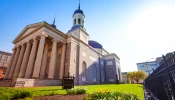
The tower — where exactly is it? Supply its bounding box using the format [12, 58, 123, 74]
[68, 1, 89, 44]
[70, 1, 86, 31]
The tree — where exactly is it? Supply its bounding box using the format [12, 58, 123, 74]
[127, 70, 147, 83]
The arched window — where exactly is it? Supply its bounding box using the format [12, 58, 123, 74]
[82, 20, 84, 26]
[74, 19, 76, 25]
[93, 64, 97, 79]
[78, 18, 81, 24]
[82, 61, 86, 78]
[101, 68, 104, 78]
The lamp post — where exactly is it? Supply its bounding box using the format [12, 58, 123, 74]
[144, 58, 154, 75]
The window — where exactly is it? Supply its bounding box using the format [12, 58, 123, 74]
[93, 64, 97, 78]
[3, 57, 7, 62]
[4, 55, 7, 58]
[101, 68, 104, 78]
[107, 61, 113, 65]
[74, 19, 76, 25]
[118, 68, 121, 81]
[82, 20, 84, 26]
[93, 64, 97, 82]
[82, 61, 87, 78]
[78, 18, 81, 24]
[2, 70, 6, 75]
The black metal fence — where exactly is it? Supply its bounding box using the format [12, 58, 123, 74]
[144, 52, 175, 100]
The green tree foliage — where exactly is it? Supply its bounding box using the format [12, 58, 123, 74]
[127, 70, 147, 83]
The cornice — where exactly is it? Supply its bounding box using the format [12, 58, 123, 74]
[43, 22, 67, 38]
[68, 35, 103, 57]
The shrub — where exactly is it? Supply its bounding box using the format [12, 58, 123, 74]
[86, 89, 140, 100]
[67, 87, 87, 95]
[12, 90, 33, 99]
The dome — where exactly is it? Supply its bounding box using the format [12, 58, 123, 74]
[73, 2, 85, 17]
[73, 9, 85, 16]
[88, 40, 103, 49]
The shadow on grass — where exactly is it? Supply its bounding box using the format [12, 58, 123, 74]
[137, 86, 143, 88]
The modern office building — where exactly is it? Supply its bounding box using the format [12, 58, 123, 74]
[136, 57, 162, 75]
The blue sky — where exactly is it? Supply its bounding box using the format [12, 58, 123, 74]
[1, 0, 175, 72]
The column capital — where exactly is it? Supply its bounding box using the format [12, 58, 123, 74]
[12, 48, 17, 51]
[40, 32, 48, 37]
[30, 37, 40, 42]
[26, 40, 32, 44]
[52, 38, 59, 43]
[14, 45, 21, 49]
[22, 42, 27, 46]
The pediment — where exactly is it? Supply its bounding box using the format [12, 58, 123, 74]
[13, 22, 44, 43]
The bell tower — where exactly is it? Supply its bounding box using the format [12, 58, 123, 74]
[70, 1, 86, 31]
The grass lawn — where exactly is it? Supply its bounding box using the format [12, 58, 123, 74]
[0, 84, 143, 100]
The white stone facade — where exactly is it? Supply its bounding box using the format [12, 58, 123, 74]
[4, 5, 122, 86]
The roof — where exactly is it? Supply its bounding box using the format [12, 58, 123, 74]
[88, 40, 103, 49]
[13, 21, 67, 44]
[136, 61, 156, 65]
[0, 51, 12, 56]
[73, 9, 85, 16]
[73, 2, 85, 17]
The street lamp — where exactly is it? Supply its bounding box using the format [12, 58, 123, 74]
[145, 58, 154, 75]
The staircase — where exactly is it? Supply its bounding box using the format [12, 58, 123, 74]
[0, 78, 62, 87]
[15, 78, 62, 87]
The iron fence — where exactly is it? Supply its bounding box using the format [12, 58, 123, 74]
[144, 52, 175, 100]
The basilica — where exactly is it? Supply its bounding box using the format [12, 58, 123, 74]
[4, 3, 122, 86]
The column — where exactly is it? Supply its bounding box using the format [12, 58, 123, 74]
[8, 47, 21, 79]
[4, 48, 16, 79]
[32, 35, 45, 78]
[48, 39, 58, 79]
[40, 43, 49, 79]
[19, 42, 32, 78]
[13, 44, 26, 78]
[59, 44, 66, 79]
[25, 38, 39, 78]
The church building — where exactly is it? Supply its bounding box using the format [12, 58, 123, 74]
[4, 3, 122, 87]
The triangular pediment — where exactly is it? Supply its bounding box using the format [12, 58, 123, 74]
[13, 22, 44, 43]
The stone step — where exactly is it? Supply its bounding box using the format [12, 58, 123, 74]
[14, 78, 62, 87]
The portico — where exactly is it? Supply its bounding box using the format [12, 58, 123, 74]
[5, 24, 66, 82]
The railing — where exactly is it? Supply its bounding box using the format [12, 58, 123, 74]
[144, 52, 175, 100]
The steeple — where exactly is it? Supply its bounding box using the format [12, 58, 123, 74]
[78, 0, 80, 9]
[53, 16, 55, 25]
[50, 15, 56, 28]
